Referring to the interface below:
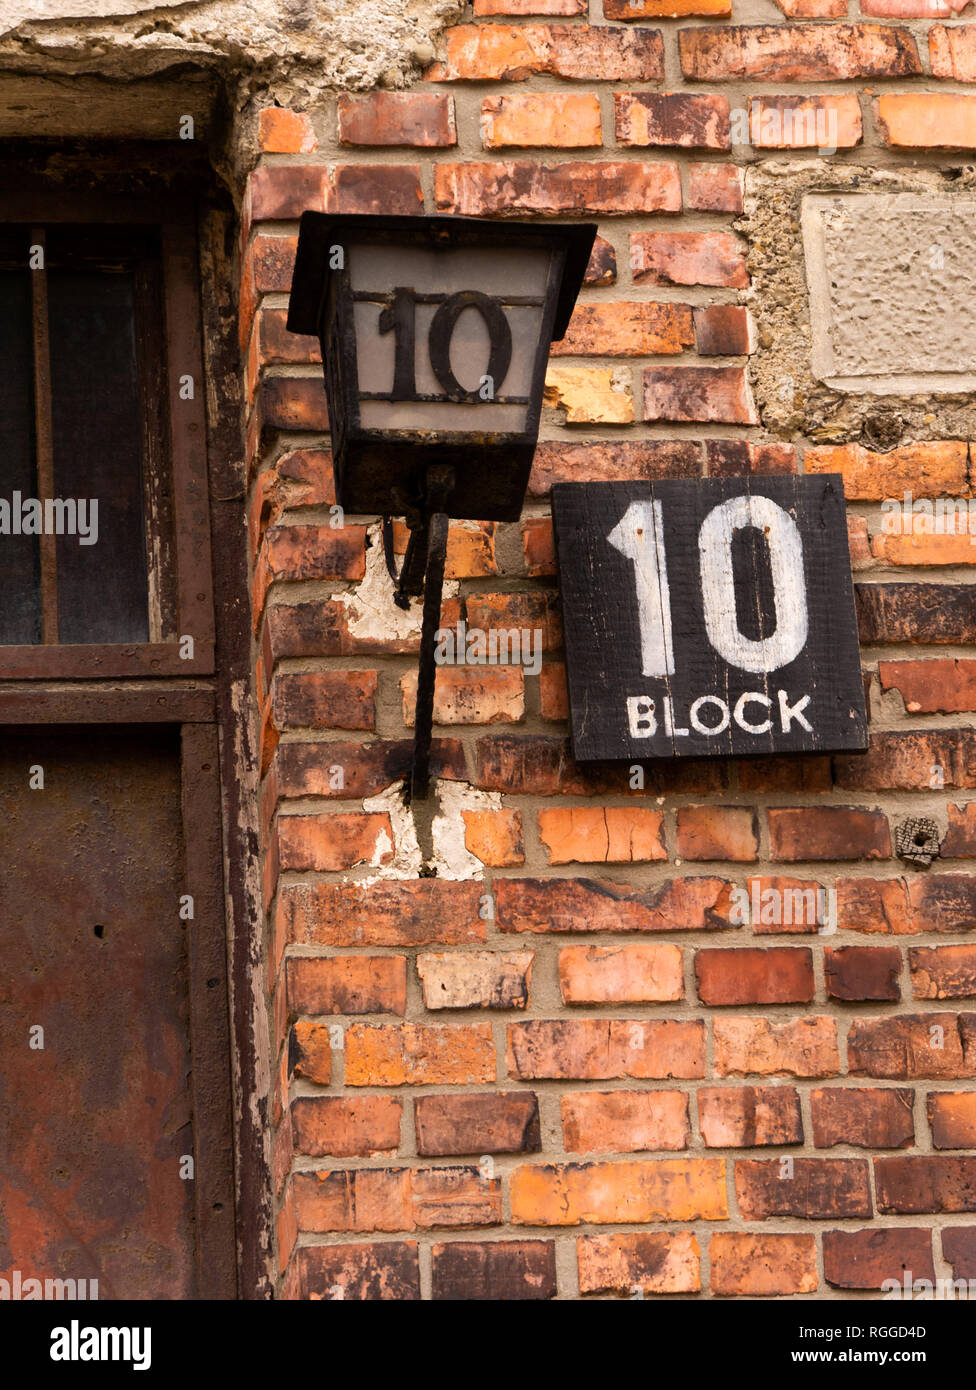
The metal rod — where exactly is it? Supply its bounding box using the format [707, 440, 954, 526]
[409, 508, 449, 802]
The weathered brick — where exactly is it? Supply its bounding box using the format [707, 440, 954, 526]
[269, 738, 465, 804]
[481, 92, 601, 148]
[928, 1092, 976, 1149]
[507, 1018, 706, 1080]
[401, 666, 525, 726]
[291, 1096, 402, 1158]
[615, 92, 730, 149]
[606, 0, 729, 13]
[714, 1017, 840, 1077]
[436, 160, 679, 216]
[345, 1023, 495, 1086]
[551, 301, 694, 357]
[749, 93, 862, 148]
[289, 1021, 331, 1084]
[538, 663, 568, 720]
[528, 441, 701, 495]
[417, 951, 533, 1010]
[274, 811, 392, 873]
[806, 441, 969, 500]
[465, 593, 562, 651]
[910, 944, 976, 1000]
[263, 595, 464, 661]
[245, 162, 423, 223]
[693, 305, 754, 357]
[943, 1227, 976, 1278]
[562, 1090, 690, 1154]
[296, 1242, 419, 1300]
[856, 583, 976, 645]
[577, 1232, 701, 1296]
[431, 1241, 556, 1300]
[521, 517, 556, 578]
[930, 24, 976, 81]
[428, 24, 665, 82]
[836, 874, 976, 936]
[258, 107, 316, 153]
[462, 809, 525, 867]
[825, 946, 902, 1002]
[240, 233, 296, 348]
[415, 1093, 541, 1157]
[271, 671, 376, 731]
[679, 24, 921, 81]
[496, 876, 734, 934]
[294, 1166, 501, 1233]
[539, 807, 666, 864]
[736, 1158, 872, 1219]
[943, 803, 976, 857]
[879, 660, 976, 715]
[698, 1086, 803, 1147]
[743, 875, 827, 934]
[559, 944, 684, 1004]
[695, 947, 815, 1006]
[337, 91, 456, 146]
[706, 442, 797, 480]
[709, 1233, 817, 1296]
[875, 1156, 976, 1213]
[872, 525, 976, 566]
[768, 806, 890, 861]
[676, 805, 759, 861]
[544, 365, 634, 424]
[687, 162, 743, 211]
[476, 0, 585, 11]
[585, 235, 617, 285]
[643, 366, 758, 424]
[834, 729, 976, 791]
[848, 1013, 976, 1079]
[632, 231, 748, 287]
[286, 956, 407, 1017]
[390, 518, 497, 579]
[823, 1229, 934, 1289]
[511, 1158, 728, 1225]
[811, 1087, 915, 1149]
[281, 880, 485, 948]
[878, 93, 976, 148]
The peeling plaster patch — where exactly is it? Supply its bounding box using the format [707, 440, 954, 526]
[740, 161, 976, 445]
[430, 780, 504, 880]
[333, 522, 459, 645]
[362, 781, 423, 881]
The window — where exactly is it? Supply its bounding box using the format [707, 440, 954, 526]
[0, 196, 213, 676]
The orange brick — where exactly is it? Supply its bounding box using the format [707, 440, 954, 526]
[676, 805, 759, 861]
[344, 1023, 496, 1086]
[714, 1017, 840, 1077]
[428, 24, 665, 82]
[481, 92, 601, 148]
[337, 92, 456, 147]
[544, 366, 635, 424]
[550, 301, 694, 357]
[878, 92, 976, 148]
[539, 807, 667, 864]
[258, 107, 317, 153]
[275, 812, 393, 873]
[709, 1233, 818, 1296]
[805, 441, 969, 500]
[558, 944, 684, 1004]
[632, 231, 748, 287]
[930, 24, 976, 81]
[511, 1158, 728, 1225]
[577, 1232, 701, 1295]
[462, 809, 525, 867]
[291, 1096, 402, 1158]
[748, 94, 862, 148]
[698, 1086, 804, 1147]
[521, 517, 556, 577]
[436, 161, 680, 217]
[562, 1090, 691, 1153]
[606, 0, 729, 12]
[508, 1018, 706, 1079]
[286, 956, 407, 1016]
[293, 1166, 501, 1233]
[401, 666, 525, 726]
[417, 951, 533, 1010]
[391, 518, 496, 578]
[539, 663, 568, 720]
[871, 526, 976, 566]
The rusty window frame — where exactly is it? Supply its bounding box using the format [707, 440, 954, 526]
[0, 190, 214, 678]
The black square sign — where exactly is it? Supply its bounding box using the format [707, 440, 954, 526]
[551, 475, 868, 762]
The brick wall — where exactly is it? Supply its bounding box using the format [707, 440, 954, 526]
[243, 0, 976, 1300]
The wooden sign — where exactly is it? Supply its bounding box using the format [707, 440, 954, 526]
[551, 475, 868, 762]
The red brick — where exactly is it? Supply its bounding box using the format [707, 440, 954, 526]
[477, 735, 723, 796]
[679, 24, 921, 81]
[833, 729, 976, 791]
[289, 1021, 332, 1084]
[856, 584, 976, 645]
[706, 441, 797, 478]
[676, 805, 758, 861]
[272, 671, 376, 730]
[240, 233, 296, 348]
[607, 0, 730, 12]
[577, 1232, 701, 1296]
[643, 366, 757, 424]
[811, 1087, 915, 1149]
[286, 956, 407, 1016]
[337, 92, 456, 147]
[539, 663, 568, 721]
[465, 592, 562, 651]
[910, 944, 976, 1000]
[427, 24, 665, 82]
[559, 944, 684, 1004]
[435, 160, 680, 216]
[539, 807, 666, 864]
[714, 1017, 840, 1077]
[291, 1096, 402, 1158]
[294, 1165, 501, 1233]
[264, 595, 466, 661]
[806, 440, 969, 500]
[528, 440, 701, 495]
[875, 1156, 976, 1214]
[878, 93, 976, 148]
[415, 1093, 541, 1156]
[507, 1019, 706, 1080]
[269, 738, 465, 805]
[417, 951, 533, 1010]
[928, 1092, 976, 1149]
[551, 301, 694, 357]
[687, 162, 743, 212]
[709, 1233, 817, 1296]
[615, 92, 730, 149]
[258, 107, 316, 153]
[431, 1241, 556, 1301]
[848, 1014, 976, 1079]
[585, 236, 618, 285]
[749, 94, 862, 148]
[743, 875, 827, 934]
[943, 803, 976, 857]
[510, 1158, 727, 1225]
[521, 517, 555, 578]
[632, 231, 747, 287]
[481, 92, 602, 148]
[836, 874, 976, 936]
[931, 24, 976, 81]
[693, 305, 753, 356]
[879, 659, 976, 715]
[245, 162, 423, 223]
[476, 0, 586, 10]
[296, 1243, 419, 1300]
[735, 1158, 872, 1219]
[825, 946, 901, 1002]
[345, 1023, 496, 1087]
[698, 1086, 803, 1147]
[496, 875, 734, 934]
[274, 812, 392, 873]
[562, 1091, 690, 1154]
[943, 1228, 976, 1278]
[768, 806, 891, 861]
[823, 1229, 934, 1290]
[281, 880, 485, 948]
[695, 947, 815, 1006]
[401, 666, 524, 726]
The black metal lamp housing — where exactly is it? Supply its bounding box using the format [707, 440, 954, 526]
[286, 213, 596, 522]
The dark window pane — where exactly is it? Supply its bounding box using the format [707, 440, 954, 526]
[48, 268, 149, 643]
[0, 267, 40, 644]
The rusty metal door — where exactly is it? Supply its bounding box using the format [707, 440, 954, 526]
[0, 724, 217, 1299]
